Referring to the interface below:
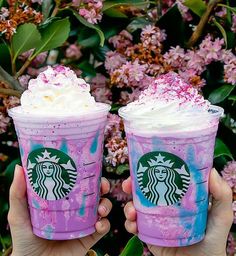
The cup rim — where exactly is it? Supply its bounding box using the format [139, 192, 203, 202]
[8, 103, 111, 122]
[118, 105, 224, 121]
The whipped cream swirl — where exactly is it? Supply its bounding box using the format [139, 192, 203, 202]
[119, 72, 223, 133]
[20, 65, 104, 115]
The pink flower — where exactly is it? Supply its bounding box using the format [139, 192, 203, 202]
[112, 60, 148, 88]
[109, 179, 132, 202]
[19, 50, 47, 67]
[222, 161, 236, 190]
[91, 87, 112, 104]
[90, 73, 107, 89]
[176, 0, 192, 21]
[3, 96, 20, 109]
[224, 61, 236, 85]
[185, 50, 206, 74]
[232, 14, 236, 33]
[0, 7, 9, 21]
[79, 0, 103, 24]
[227, 232, 236, 255]
[105, 113, 123, 139]
[105, 136, 128, 167]
[109, 30, 133, 50]
[215, 7, 227, 18]
[27, 66, 48, 77]
[18, 74, 31, 88]
[163, 46, 186, 68]
[65, 44, 82, 60]
[233, 201, 236, 224]
[0, 112, 10, 134]
[105, 51, 126, 73]
[119, 88, 141, 105]
[90, 74, 112, 104]
[198, 35, 224, 64]
[141, 25, 166, 48]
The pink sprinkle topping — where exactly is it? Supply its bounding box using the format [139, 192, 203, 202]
[138, 72, 209, 108]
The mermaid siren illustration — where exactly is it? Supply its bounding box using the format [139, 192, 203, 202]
[137, 152, 190, 206]
[27, 149, 77, 200]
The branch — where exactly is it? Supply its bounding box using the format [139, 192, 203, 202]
[0, 87, 22, 97]
[187, 0, 223, 48]
[0, 66, 24, 92]
[15, 58, 32, 79]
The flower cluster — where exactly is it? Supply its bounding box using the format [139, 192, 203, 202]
[0, 2, 43, 39]
[104, 114, 128, 168]
[163, 35, 227, 87]
[0, 112, 10, 134]
[105, 26, 167, 105]
[222, 161, 236, 224]
[222, 161, 236, 193]
[78, 0, 103, 24]
[109, 179, 131, 202]
[105, 27, 236, 106]
[227, 232, 236, 255]
[162, 0, 192, 21]
[90, 74, 112, 104]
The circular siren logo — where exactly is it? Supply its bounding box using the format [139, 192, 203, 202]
[27, 148, 77, 200]
[137, 151, 190, 206]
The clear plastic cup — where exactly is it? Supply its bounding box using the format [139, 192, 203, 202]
[9, 103, 110, 240]
[119, 105, 223, 247]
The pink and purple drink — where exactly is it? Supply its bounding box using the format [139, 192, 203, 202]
[119, 72, 223, 247]
[8, 66, 110, 240]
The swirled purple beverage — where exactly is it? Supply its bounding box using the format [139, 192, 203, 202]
[8, 66, 110, 240]
[119, 72, 223, 247]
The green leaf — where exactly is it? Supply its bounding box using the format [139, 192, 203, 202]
[12, 23, 41, 62]
[214, 138, 233, 159]
[217, 4, 236, 14]
[92, 44, 110, 62]
[4, 158, 21, 185]
[120, 236, 143, 256]
[116, 164, 129, 175]
[104, 8, 128, 18]
[228, 95, 236, 101]
[42, 0, 54, 21]
[212, 18, 228, 48]
[111, 103, 121, 112]
[78, 33, 100, 48]
[102, 0, 152, 11]
[0, 43, 11, 71]
[33, 18, 70, 57]
[72, 10, 105, 47]
[183, 0, 207, 16]
[127, 17, 151, 33]
[78, 60, 97, 77]
[208, 84, 235, 104]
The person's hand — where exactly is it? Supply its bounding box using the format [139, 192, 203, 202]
[123, 168, 233, 256]
[8, 165, 112, 256]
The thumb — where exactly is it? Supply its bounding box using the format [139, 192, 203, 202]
[206, 168, 233, 242]
[8, 165, 31, 229]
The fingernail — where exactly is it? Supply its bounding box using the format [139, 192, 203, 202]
[97, 220, 103, 229]
[213, 168, 222, 185]
[98, 205, 107, 214]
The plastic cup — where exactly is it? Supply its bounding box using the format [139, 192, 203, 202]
[8, 103, 110, 240]
[119, 105, 223, 247]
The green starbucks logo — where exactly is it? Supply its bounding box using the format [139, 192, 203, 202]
[27, 148, 77, 200]
[137, 151, 190, 206]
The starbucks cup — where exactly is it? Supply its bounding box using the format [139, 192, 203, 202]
[9, 103, 110, 240]
[119, 105, 223, 247]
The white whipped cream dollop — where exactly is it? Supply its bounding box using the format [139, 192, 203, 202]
[20, 65, 104, 115]
[119, 72, 223, 133]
